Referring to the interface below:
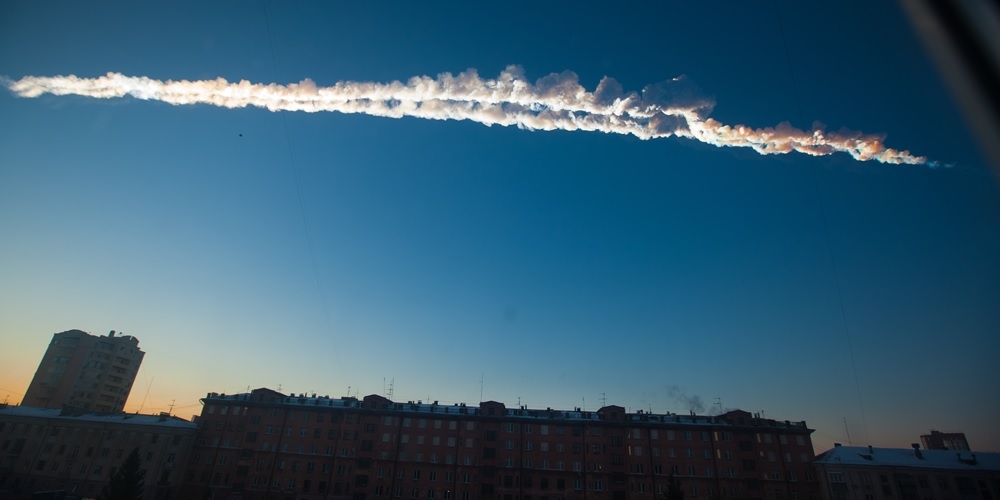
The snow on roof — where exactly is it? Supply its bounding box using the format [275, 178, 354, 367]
[814, 445, 1000, 472]
[0, 405, 197, 429]
[203, 391, 808, 430]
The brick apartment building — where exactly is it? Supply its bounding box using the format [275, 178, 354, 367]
[180, 388, 821, 500]
[0, 404, 198, 499]
[22, 329, 145, 413]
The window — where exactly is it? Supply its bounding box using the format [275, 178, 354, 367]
[828, 472, 844, 483]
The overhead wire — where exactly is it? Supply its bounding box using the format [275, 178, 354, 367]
[770, 0, 871, 445]
[261, 0, 346, 387]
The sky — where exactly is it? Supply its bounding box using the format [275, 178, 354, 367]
[1, 1, 998, 454]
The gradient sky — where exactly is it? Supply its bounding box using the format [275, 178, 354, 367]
[1, 1, 998, 454]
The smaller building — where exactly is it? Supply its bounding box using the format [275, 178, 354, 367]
[920, 430, 970, 451]
[813, 443, 1000, 500]
[0, 404, 198, 500]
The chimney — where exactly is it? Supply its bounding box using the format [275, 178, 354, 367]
[912, 443, 923, 459]
[834, 443, 842, 447]
[868, 445, 873, 454]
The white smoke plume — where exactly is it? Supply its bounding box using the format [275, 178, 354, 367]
[4, 66, 927, 164]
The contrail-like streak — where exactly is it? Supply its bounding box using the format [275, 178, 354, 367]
[5, 65, 927, 164]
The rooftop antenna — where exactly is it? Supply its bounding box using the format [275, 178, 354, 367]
[714, 398, 723, 413]
[168, 400, 175, 415]
[138, 377, 154, 414]
[582, 397, 586, 412]
[600, 392, 607, 408]
[843, 418, 853, 446]
[277, 383, 282, 392]
[479, 373, 484, 403]
[387, 378, 395, 400]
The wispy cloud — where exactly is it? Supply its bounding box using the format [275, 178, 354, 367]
[5, 66, 926, 164]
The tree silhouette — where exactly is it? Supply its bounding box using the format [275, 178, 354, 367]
[104, 447, 146, 500]
[665, 473, 685, 500]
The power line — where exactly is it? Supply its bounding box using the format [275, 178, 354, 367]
[261, 0, 345, 383]
[771, 0, 870, 444]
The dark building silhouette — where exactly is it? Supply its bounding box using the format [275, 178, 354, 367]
[0, 404, 198, 500]
[22, 330, 144, 413]
[814, 443, 999, 500]
[920, 430, 970, 451]
[179, 388, 821, 500]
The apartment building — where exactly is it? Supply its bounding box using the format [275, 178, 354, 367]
[180, 388, 820, 500]
[813, 443, 999, 500]
[0, 404, 198, 499]
[919, 431, 971, 451]
[22, 329, 145, 413]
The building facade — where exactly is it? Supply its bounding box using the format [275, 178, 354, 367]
[0, 404, 198, 499]
[180, 388, 821, 500]
[920, 431, 971, 452]
[22, 329, 145, 413]
[813, 444, 1000, 500]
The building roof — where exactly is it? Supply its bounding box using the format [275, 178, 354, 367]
[814, 445, 1000, 472]
[0, 404, 197, 429]
[201, 389, 811, 432]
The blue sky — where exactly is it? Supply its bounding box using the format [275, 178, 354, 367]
[1, 1, 997, 453]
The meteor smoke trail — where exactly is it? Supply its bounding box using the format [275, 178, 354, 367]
[5, 66, 927, 164]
